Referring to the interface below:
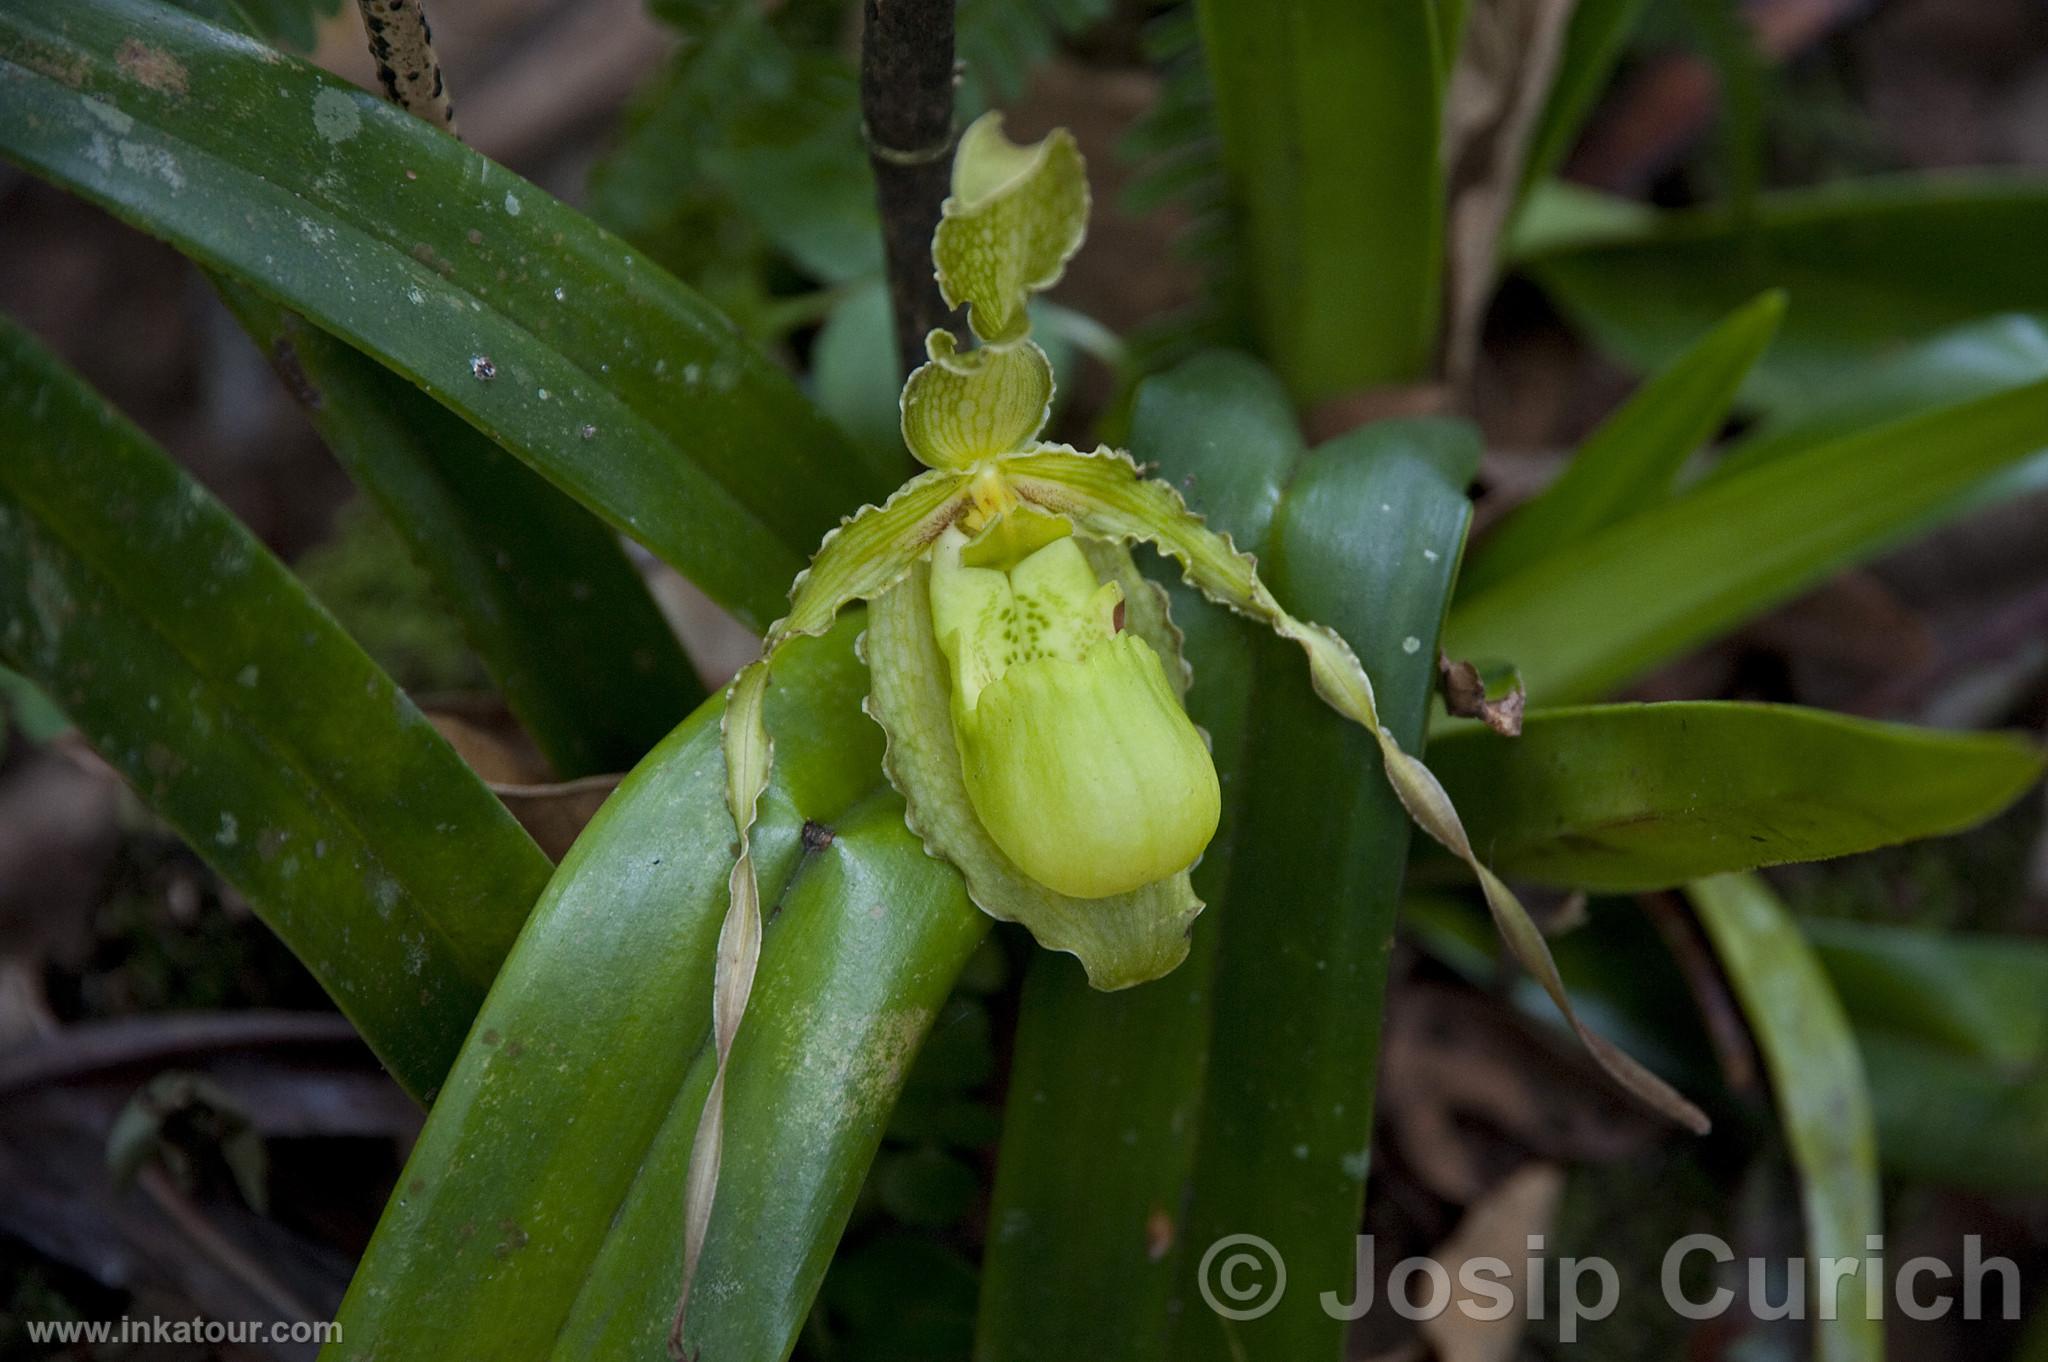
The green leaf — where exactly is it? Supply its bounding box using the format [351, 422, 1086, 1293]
[1194, 0, 1444, 397]
[331, 617, 992, 1360]
[1172, 415, 1479, 1361]
[0, 315, 549, 1102]
[0, 0, 872, 629]
[933, 114, 1088, 345]
[1461, 290, 1783, 596]
[1429, 702, 2043, 891]
[598, 13, 877, 285]
[1713, 314, 2048, 480]
[1443, 375, 2048, 703]
[1689, 874, 1882, 1362]
[978, 353, 1301, 1362]
[219, 286, 702, 778]
[1522, 176, 2048, 414]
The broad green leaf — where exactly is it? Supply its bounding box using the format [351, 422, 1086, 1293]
[220, 286, 702, 778]
[1690, 874, 1882, 1362]
[1429, 702, 2044, 891]
[331, 618, 992, 1360]
[975, 352, 1487, 1358]
[1522, 176, 2048, 414]
[933, 114, 1088, 345]
[1516, 0, 1648, 204]
[1443, 375, 2048, 703]
[1174, 415, 1480, 1360]
[1461, 290, 1783, 596]
[1195, 0, 1444, 397]
[978, 353, 1301, 1362]
[0, 0, 872, 629]
[899, 334, 1055, 470]
[0, 315, 549, 1102]
[1713, 314, 2048, 480]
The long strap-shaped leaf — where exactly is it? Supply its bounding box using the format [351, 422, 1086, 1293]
[1005, 445, 1710, 1131]
[329, 620, 986, 1361]
[1429, 701, 2044, 891]
[1460, 288, 1784, 596]
[0, 0, 872, 627]
[0, 315, 550, 1101]
[1690, 874, 1883, 1362]
[1444, 373, 2048, 704]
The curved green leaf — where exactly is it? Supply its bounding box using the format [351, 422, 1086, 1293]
[0, 315, 549, 1102]
[1461, 289, 1783, 596]
[220, 286, 702, 778]
[1713, 314, 2048, 480]
[330, 617, 990, 1360]
[1443, 375, 2048, 703]
[1690, 874, 1882, 1362]
[1522, 176, 2048, 414]
[0, 0, 871, 628]
[1430, 702, 2044, 891]
[1172, 414, 1478, 1361]
[1195, 0, 1445, 397]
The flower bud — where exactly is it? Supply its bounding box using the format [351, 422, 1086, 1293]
[929, 527, 1220, 899]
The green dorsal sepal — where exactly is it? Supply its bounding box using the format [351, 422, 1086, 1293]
[899, 330, 1055, 470]
[932, 113, 1089, 345]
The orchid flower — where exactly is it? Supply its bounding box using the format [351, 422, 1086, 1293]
[672, 112, 1705, 1346]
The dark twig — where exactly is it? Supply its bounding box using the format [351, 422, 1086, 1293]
[354, 0, 459, 135]
[861, 0, 958, 378]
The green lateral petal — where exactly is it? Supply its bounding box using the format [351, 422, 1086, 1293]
[1002, 444, 1709, 1132]
[772, 469, 973, 642]
[933, 114, 1089, 345]
[864, 558, 1200, 990]
[900, 335, 1056, 471]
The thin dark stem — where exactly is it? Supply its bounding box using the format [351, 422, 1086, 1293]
[355, 0, 459, 135]
[861, 0, 958, 378]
